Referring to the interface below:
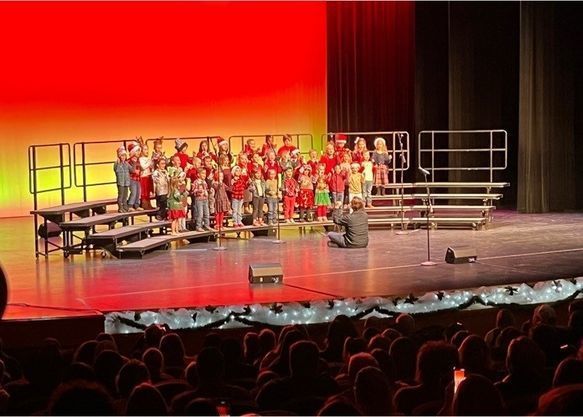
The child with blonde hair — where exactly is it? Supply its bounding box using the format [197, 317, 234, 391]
[265, 169, 280, 225]
[314, 164, 332, 221]
[348, 163, 365, 210]
[362, 151, 374, 208]
[297, 165, 314, 222]
[372, 137, 392, 195]
[281, 167, 299, 223]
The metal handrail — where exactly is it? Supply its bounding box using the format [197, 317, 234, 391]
[73, 139, 131, 201]
[417, 129, 508, 182]
[228, 133, 314, 155]
[321, 131, 410, 183]
[28, 142, 72, 257]
[144, 135, 222, 156]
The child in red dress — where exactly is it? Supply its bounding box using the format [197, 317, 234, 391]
[281, 167, 299, 223]
[297, 165, 314, 222]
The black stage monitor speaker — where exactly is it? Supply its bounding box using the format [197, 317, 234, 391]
[248, 263, 283, 284]
[445, 246, 477, 264]
[38, 222, 62, 238]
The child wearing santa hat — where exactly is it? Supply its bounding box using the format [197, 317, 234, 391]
[173, 138, 190, 169]
[297, 164, 314, 222]
[216, 137, 233, 166]
[127, 141, 143, 211]
[372, 137, 392, 196]
[334, 134, 350, 165]
[113, 146, 130, 213]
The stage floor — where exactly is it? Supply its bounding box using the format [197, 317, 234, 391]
[2, 211, 583, 321]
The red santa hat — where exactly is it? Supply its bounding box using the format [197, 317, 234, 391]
[117, 146, 127, 157]
[335, 133, 347, 146]
[217, 137, 228, 147]
[127, 141, 141, 156]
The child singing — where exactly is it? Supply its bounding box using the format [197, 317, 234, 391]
[372, 137, 392, 196]
[281, 167, 299, 223]
[230, 166, 246, 228]
[328, 164, 347, 208]
[265, 169, 280, 226]
[362, 151, 374, 208]
[314, 167, 332, 222]
[212, 171, 230, 230]
[248, 170, 266, 226]
[113, 146, 130, 213]
[152, 158, 170, 221]
[192, 169, 212, 232]
[167, 176, 188, 235]
[348, 163, 365, 209]
[139, 143, 154, 210]
[127, 142, 142, 211]
[297, 165, 314, 222]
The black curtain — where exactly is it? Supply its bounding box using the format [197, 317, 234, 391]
[327, 1, 415, 135]
[517, 2, 583, 212]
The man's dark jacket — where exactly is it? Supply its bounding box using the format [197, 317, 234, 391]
[332, 208, 369, 248]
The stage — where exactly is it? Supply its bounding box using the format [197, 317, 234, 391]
[1, 211, 582, 327]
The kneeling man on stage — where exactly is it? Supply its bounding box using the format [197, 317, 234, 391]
[327, 197, 369, 248]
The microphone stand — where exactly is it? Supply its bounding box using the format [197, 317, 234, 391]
[420, 168, 436, 266]
[272, 171, 284, 244]
[395, 134, 409, 235]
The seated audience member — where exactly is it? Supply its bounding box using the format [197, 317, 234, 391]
[94, 350, 126, 396]
[522, 304, 557, 333]
[142, 347, 172, 383]
[382, 327, 402, 343]
[393, 341, 458, 415]
[396, 313, 416, 336]
[485, 308, 516, 349]
[159, 333, 189, 378]
[72, 340, 98, 366]
[552, 357, 583, 387]
[125, 383, 168, 416]
[257, 328, 277, 366]
[220, 338, 257, 382]
[368, 335, 391, 352]
[184, 398, 220, 416]
[260, 326, 298, 370]
[459, 335, 496, 380]
[568, 309, 583, 345]
[491, 327, 523, 367]
[495, 336, 548, 415]
[534, 383, 583, 416]
[62, 362, 96, 383]
[354, 366, 393, 415]
[48, 381, 115, 416]
[115, 360, 150, 413]
[334, 352, 380, 398]
[530, 323, 562, 366]
[370, 348, 396, 386]
[451, 374, 506, 416]
[317, 398, 362, 416]
[265, 329, 305, 377]
[320, 315, 359, 364]
[256, 341, 338, 413]
[170, 347, 250, 415]
[450, 330, 470, 348]
[242, 332, 260, 366]
[390, 336, 418, 386]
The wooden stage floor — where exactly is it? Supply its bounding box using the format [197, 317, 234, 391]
[1, 211, 583, 321]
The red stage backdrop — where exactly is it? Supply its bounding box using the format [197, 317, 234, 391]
[0, 1, 326, 217]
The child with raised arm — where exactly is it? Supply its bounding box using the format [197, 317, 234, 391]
[297, 165, 314, 222]
[314, 164, 332, 222]
[229, 166, 246, 228]
[192, 169, 212, 232]
[265, 169, 280, 226]
[281, 167, 299, 223]
[212, 170, 230, 230]
[263, 149, 279, 179]
[261, 135, 277, 158]
[139, 143, 154, 210]
[352, 137, 368, 164]
[152, 157, 170, 221]
[362, 151, 374, 208]
[248, 169, 266, 226]
[113, 146, 130, 213]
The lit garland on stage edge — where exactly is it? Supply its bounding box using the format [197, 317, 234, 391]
[105, 277, 583, 334]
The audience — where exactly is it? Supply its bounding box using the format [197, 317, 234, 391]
[2, 302, 583, 416]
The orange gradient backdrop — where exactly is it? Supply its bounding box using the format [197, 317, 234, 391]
[0, 1, 327, 217]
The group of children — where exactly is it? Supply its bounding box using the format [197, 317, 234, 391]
[113, 134, 393, 235]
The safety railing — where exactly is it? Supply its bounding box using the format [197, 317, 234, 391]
[418, 130, 508, 182]
[73, 139, 132, 202]
[228, 133, 315, 156]
[144, 135, 223, 160]
[321, 131, 410, 183]
[28, 143, 72, 256]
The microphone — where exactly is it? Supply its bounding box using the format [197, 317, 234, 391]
[418, 167, 430, 176]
